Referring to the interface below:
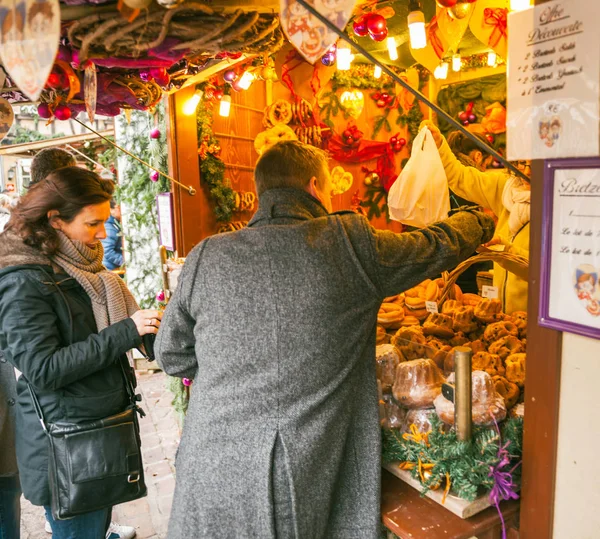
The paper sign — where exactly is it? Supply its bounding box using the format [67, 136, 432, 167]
[0, 0, 60, 102]
[506, 0, 600, 160]
[425, 301, 439, 314]
[156, 193, 175, 252]
[482, 285, 499, 299]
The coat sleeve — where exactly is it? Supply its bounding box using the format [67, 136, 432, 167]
[439, 138, 509, 217]
[0, 273, 141, 391]
[155, 242, 205, 379]
[343, 210, 495, 299]
[101, 222, 124, 269]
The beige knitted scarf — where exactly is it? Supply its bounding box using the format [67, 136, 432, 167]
[51, 231, 139, 331]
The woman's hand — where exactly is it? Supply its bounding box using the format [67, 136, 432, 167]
[419, 120, 443, 148]
[131, 309, 163, 336]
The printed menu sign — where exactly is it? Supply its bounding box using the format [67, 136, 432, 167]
[547, 168, 600, 330]
[507, 0, 600, 160]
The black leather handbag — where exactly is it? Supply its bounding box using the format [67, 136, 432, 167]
[27, 270, 147, 520]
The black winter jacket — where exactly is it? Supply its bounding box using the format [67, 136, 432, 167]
[0, 232, 141, 506]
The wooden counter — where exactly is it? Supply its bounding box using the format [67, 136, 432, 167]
[382, 469, 520, 539]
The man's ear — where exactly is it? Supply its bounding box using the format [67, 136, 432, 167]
[47, 210, 62, 230]
[307, 176, 319, 198]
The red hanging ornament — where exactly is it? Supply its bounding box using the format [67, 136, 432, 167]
[37, 103, 52, 119]
[366, 13, 386, 35]
[369, 28, 388, 42]
[54, 105, 72, 121]
[150, 170, 160, 182]
[46, 72, 62, 89]
[353, 16, 369, 37]
[436, 0, 457, 6]
[150, 128, 161, 140]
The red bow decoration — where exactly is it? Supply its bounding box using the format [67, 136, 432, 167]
[484, 8, 508, 49]
[280, 49, 302, 103]
[427, 16, 444, 60]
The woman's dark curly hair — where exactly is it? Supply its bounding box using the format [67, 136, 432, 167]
[8, 166, 114, 255]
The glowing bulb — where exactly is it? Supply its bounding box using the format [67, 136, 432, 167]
[408, 10, 426, 50]
[387, 37, 398, 61]
[434, 62, 449, 80]
[183, 89, 203, 116]
[237, 71, 255, 90]
[510, 0, 531, 10]
[487, 51, 497, 67]
[219, 95, 231, 117]
[373, 65, 382, 79]
[337, 42, 352, 71]
[452, 54, 462, 72]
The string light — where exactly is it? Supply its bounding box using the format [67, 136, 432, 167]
[237, 70, 255, 90]
[387, 37, 398, 61]
[337, 41, 352, 71]
[452, 54, 462, 72]
[434, 62, 449, 80]
[408, 0, 427, 50]
[373, 65, 382, 79]
[219, 95, 231, 117]
[183, 89, 203, 115]
[487, 51, 497, 67]
[510, 0, 531, 10]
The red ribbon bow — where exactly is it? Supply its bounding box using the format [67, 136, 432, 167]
[427, 16, 444, 60]
[484, 7, 508, 49]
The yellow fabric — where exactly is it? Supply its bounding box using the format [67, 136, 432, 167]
[439, 139, 529, 314]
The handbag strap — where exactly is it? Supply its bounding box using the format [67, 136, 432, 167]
[27, 267, 145, 429]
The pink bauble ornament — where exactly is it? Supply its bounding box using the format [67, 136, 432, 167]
[156, 290, 166, 302]
[37, 103, 52, 119]
[468, 113, 477, 123]
[182, 378, 192, 387]
[150, 170, 160, 182]
[321, 52, 336, 66]
[366, 13, 386, 35]
[462, 120, 470, 126]
[353, 16, 369, 37]
[54, 105, 72, 121]
[150, 128, 161, 140]
[223, 70, 237, 83]
[70, 49, 80, 68]
[139, 69, 152, 82]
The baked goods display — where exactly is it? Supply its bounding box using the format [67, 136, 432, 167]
[374, 276, 528, 432]
[392, 358, 445, 409]
[434, 371, 507, 426]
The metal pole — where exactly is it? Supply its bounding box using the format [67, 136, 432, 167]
[454, 346, 472, 441]
[295, 0, 529, 182]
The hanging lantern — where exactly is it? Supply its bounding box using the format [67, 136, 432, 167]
[408, 1, 427, 50]
[373, 65, 382, 79]
[337, 42, 353, 71]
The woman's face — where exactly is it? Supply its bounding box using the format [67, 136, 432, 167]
[51, 201, 111, 248]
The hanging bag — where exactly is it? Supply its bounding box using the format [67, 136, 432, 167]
[388, 127, 450, 227]
[27, 270, 147, 520]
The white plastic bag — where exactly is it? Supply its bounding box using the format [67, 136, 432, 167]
[388, 127, 450, 227]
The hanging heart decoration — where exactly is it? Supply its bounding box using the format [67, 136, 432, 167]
[280, 0, 358, 64]
[0, 0, 61, 102]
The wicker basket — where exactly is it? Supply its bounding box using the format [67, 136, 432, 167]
[439, 252, 529, 306]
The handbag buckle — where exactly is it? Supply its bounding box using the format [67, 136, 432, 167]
[127, 474, 140, 483]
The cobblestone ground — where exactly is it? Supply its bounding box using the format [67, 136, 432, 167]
[20, 371, 179, 539]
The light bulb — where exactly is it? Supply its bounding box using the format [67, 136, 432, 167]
[373, 65, 382, 79]
[182, 89, 203, 116]
[510, 0, 531, 10]
[337, 42, 352, 71]
[219, 95, 231, 117]
[452, 54, 462, 72]
[387, 37, 398, 61]
[487, 51, 497, 67]
[434, 62, 449, 80]
[408, 10, 427, 50]
[237, 71, 255, 90]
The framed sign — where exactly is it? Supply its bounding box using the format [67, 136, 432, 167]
[539, 158, 600, 338]
[156, 193, 175, 252]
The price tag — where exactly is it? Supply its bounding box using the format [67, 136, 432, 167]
[482, 286, 499, 299]
[425, 301, 439, 314]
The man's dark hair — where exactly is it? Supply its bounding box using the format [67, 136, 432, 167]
[30, 148, 76, 186]
[254, 140, 329, 196]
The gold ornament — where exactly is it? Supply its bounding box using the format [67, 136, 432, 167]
[448, 1, 474, 20]
[340, 90, 365, 119]
[260, 65, 278, 82]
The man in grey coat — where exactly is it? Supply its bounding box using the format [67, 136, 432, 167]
[156, 140, 495, 538]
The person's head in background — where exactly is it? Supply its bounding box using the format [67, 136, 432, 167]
[0, 193, 11, 211]
[110, 199, 122, 222]
[447, 130, 494, 171]
[30, 148, 76, 187]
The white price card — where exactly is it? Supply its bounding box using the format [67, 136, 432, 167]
[425, 301, 439, 314]
[507, 0, 600, 160]
[482, 286, 499, 299]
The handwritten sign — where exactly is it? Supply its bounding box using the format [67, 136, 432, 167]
[540, 159, 600, 339]
[507, 0, 600, 160]
[156, 193, 175, 252]
[425, 301, 439, 314]
[481, 285, 499, 299]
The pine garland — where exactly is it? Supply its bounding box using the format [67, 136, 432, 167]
[382, 416, 523, 502]
[196, 100, 236, 222]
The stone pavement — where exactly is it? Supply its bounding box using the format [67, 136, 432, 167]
[20, 371, 179, 539]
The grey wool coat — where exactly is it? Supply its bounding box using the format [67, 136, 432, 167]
[156, 188, 494, 539]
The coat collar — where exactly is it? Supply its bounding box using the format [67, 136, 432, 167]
[248, 188, 329, 227]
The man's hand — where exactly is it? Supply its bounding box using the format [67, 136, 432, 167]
[419, 120, 443, 149]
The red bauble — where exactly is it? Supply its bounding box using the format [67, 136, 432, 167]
[458, 111, 468, 122]
[466, 101, 474, 113]
[54, 105, 72, 121]
[369, 27, 388, 42]
[37, 103, 52, 119]
[150, 128, 161, 140]
[462, 120, 470, 126]
[376, 99, 386, 108]
[399, 138, 407, 146]
[373, 92, 382, 100]
[150, 170, 160, 182]
[436, 0, 457, 7]
[366, 13, 386, 35]
[353, 16, 369, 37]
[46, 72, 61, 89]
[486, 134, 495, 144]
